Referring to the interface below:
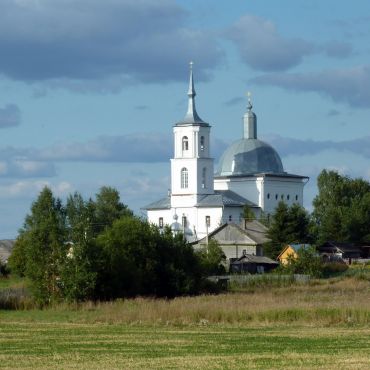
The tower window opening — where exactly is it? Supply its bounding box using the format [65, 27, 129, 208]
[182, 136, 189, 151]
[182, 215, 187, 228]
[201, 167, 206, 188]
[200, 136, 205, 151]
[205, 215, 210, 227]
[181, 168, 188, 188]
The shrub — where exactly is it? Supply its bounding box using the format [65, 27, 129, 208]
[322, 262, 349, 276]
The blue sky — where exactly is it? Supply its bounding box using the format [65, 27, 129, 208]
[0, 0, 369, 238]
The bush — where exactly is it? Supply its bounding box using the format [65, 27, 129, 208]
[282, 246, 323, 278]
[0, 261, 10, 278]
[322, 262, 349, 276]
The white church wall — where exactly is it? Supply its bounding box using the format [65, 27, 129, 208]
[262, 178, 305, 215]
[195, 207, 223, 239]
[214, 177, 261, 205]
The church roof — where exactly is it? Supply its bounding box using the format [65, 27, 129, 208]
[196, 190, 257, 208]
[143, 190, 256, 210]
[143, 196, 171, 210]
[175, 62, 209, 127]
[216, 97, 287, 177]
[216, 138, 284, 176]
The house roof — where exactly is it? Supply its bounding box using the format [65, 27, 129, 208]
[0, 239, 15, 263]
[232, 254, 278, 265]
[318, 241, 362, 254]
[195, 221, 269, 246]
[276, 243, 311, 260]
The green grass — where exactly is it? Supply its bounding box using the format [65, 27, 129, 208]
[0, 275, 369, 369]
[0, 322, 369, 369]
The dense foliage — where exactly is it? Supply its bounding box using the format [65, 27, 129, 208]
[312, 170, 370, 245]
[264, 202, 311, 258]
[9, 186, 221, 304]
[281, 245, 323, 277]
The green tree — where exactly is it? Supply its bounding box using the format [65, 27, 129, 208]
[196, 239, 226, 276]
[60, 192, 98, 301]
[8, 233, 29, 276]
[242, 205, 255, 221]
[265, 201, 310, 259]
[95, 217, 202, 298]
[21, 187, 66, 304]
[312, 170, 370, 244]
[94, 186, 133, 234]
[283, 246, 323, 278]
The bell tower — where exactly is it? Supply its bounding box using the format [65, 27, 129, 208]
[170, 62, 214, 208]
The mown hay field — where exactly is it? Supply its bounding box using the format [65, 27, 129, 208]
[0, 277, 369, 369]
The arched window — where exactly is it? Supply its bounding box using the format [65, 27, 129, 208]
[267, 193, 270, 199]
[200, 136, 205, 151]
[182, 136, 189, 151]
[181, 168, 188, 188]
[201, 167, 206, 188]
[295, 195, 298, 201]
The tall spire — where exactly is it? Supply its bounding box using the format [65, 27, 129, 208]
[244, 91, 257, 139]
[182, 61, 206, 124]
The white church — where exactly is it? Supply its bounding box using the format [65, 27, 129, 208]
[145, 64, 308, 245]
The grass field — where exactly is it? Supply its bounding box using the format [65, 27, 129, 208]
[0, 275, 369, 369]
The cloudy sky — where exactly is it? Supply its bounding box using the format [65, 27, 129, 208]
[1, 0, 369, 238]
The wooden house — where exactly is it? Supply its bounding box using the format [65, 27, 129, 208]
[230, 252, 278, 274]
[193, 220, 270, 260]
[277, 244, 310, 265]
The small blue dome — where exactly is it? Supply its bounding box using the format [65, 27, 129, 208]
[216, 138, 284, 176]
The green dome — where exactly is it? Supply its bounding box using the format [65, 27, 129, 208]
[216, 138, 284, 176]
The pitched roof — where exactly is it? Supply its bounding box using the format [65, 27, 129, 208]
[196, 190, 257, 208]
[143, 196, 171, 210]
[143, 190, 257, 210]
[277, 243, 311, 260]
[195, 221, 269, 246]
[232, 254, 278, 265]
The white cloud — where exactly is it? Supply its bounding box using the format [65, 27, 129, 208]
[0, 180, 72, 198]
[0, 0, 223, 89]
[251, 65, 370, 108]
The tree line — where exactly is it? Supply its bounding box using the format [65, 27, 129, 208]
[9, 186, 224, 305]
[265, 170, 370, 258]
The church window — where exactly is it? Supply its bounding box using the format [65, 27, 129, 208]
[295, 195, 298, 201]
[281, 194, 284, 200]
[182, 136, 189, 151]
[200, 136, 205, 151]
[181, 168, 188, 188]
[287, 195, 290, 200]
[267, 193, 270, 199]
[158, 217, 164, 229]
[205, 215, 211, 227]
[182, 215, 187, 228]
[202, 167, 206, 188]
[228, 215, 232, 222]
[275, 194, 278, 200]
